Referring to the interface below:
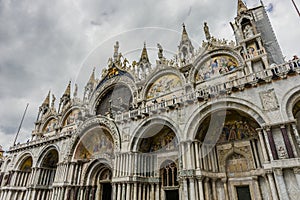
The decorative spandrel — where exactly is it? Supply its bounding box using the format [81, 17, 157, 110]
[196, 54, 238, 81]
[146, 74, 182, 99]
[139, 126, 178, 153]
[74, 128, 114, 160]
[43, 118, 58, 133]
[63, 109, 81, 126]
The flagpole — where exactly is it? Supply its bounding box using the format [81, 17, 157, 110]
[13, 103, 29, 146]
[291, 0, 300, 17]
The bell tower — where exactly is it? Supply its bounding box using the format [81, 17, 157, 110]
[231, 0, 284, 73]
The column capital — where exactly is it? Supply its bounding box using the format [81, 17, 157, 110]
[293, 168, 300, 174]
[274, 168, 283, 176]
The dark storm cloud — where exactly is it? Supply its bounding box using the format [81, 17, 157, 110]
[0, 0, 299, 151]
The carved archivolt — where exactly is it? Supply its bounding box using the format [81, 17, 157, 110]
[90, 76, 137, 113]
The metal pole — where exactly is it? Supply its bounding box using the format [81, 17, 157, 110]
[13, 103, 29, 146]
[291, 0, 300, 17]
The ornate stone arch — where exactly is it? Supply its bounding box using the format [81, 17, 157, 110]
[129, 116, 182, 152]
[36, 144, 60, 167]
[184, 97, 269, 141]
[90, 75, 138, 114]
[82, 158, 112, 186]
[59, 106, 82, 127]
[281, 85, 300, 120]
[142, 67, 186, 100]
[14, 151, 34, 169]
[189, 48, 244, 83]
[40, 116, 59, 133]
[68, 116, 121, 161]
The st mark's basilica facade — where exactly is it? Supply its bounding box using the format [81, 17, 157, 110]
[1, 1, 300, 200]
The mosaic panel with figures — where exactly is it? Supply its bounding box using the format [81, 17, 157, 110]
[196, 110, 259, 143]
[196, 54, 238, 81]
[146, 74, 182, 99]
[74, 127, 114, 160]
[138, 126, 178, 153]
[20, 157, 32, 172]
[64, 109, 81, 126]
[43, 118, 58, 133]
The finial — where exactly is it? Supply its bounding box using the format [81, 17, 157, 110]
[237, 0, 248, 15]
[42, 90, 51, 106]
[139, 42, 149, 63]
[181, 23, 188, 41]
[88, 68, 96, 83]
[63, 81, 71, 97]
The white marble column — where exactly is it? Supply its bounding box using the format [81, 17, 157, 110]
[267, 172, 279, 200]
[112, 183, 116, 200]
[273, 168, 289, 200]
[253, 176, 262, 200]
[183, 178, 189, 199]
[122, 183, 126, 200]
[212, 178, 218, 200]
[133, 183, 137, 200]
[117, 183, 122, 200]
[257, 129, 269, 162]
[151, 184, 155, 200]
[222, 178, 229, 200]
[155, 183, 160, 200]
[293, 168, 300, 188]
[126, 183, 131, 200]
[197, 177, 205, 200]
[189, 178, 196, 200]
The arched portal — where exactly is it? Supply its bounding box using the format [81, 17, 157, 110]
[84, 161, 112, 200]
[195, 109, 262, 200]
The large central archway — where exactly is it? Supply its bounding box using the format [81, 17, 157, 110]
[195, 109, 263, 200]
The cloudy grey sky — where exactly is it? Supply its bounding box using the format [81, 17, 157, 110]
[0, 0, 299, 151]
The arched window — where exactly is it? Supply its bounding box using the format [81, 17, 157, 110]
[160, 160, 178, 188]
[95, 85, 132, 116]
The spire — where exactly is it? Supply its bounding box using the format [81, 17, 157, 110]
[63, 81, 71, 98]
[139, 42, 149, 63]
[88, 68, 96, 84]
[42, 91, 50, 107]
[181, 23, 189, 41]
[237, 0, 248, 15]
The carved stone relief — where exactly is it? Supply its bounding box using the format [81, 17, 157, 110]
[259, 89, 279, 111]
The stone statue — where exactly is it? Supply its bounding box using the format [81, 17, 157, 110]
[204, 22, 211, 41]
[243, 25, 254, 38]
[51, 94, 56, 108]
[107, 57, 113, 68]
[73, 84, 78, 98]
[157, 43, 163, 59]
[113, 41, 119, 61]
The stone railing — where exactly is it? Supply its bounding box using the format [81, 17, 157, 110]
[8, 130, 74, 152]
[115, 59, 300, 122]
